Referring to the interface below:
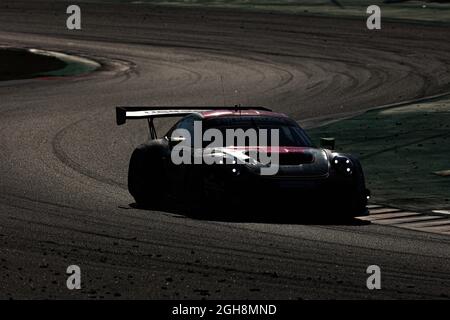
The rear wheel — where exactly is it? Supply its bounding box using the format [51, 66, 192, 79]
[128, 144, 166, 207]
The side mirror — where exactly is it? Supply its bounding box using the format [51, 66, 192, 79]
[320, 137, 335, 150]
[168, 136, 186, 148]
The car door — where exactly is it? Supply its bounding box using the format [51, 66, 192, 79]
[164, 115, 197, 196]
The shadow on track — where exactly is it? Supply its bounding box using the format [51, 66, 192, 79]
[127, 201, 370, 226]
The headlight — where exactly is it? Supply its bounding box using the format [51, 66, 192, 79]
[231, 167, 241, 176]
[332, 155, 354, 176]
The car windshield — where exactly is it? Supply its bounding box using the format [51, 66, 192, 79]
[203, 116, 313, 148]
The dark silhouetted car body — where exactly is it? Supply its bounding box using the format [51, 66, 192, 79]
[118, 107, 370, 218]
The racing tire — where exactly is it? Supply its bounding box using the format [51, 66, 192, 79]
[128, 143, 166, 207]
[341, 158, 368, 218]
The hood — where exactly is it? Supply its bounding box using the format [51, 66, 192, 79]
[203, 146, 330, 177]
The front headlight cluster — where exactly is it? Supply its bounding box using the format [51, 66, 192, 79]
[332, 155, 354, 176]
[230, 167, 241, 176]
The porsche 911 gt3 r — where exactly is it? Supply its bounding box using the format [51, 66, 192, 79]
[116, 106, 370, 218]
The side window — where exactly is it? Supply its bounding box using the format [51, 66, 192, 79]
[166, 115, 199, 146]
[176, 116, 195, 136]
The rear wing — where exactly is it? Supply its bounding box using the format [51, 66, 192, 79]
[115, 106, 271, 125]
[116, 106, 272, 139]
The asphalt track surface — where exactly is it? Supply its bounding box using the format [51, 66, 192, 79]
[1, 1, 450, 299]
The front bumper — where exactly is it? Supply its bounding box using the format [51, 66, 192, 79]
[203, 166, 368, 214]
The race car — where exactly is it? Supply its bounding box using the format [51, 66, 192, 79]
[116, 106, 370, 218]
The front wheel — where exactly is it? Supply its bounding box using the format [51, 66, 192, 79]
[340, 159, 369, 218]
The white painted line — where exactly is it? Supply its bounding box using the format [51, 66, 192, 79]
[369, 208, 402, 214]
[361, 212, 420, 221]
[358, 205, 450, 236]
[432, 210, 450, 215]
[29, 48, 100, 69]
[375, 215, 442, 225]
[399, 218, 450, 228]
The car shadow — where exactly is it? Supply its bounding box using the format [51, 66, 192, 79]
[128, 201, 370, 226]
